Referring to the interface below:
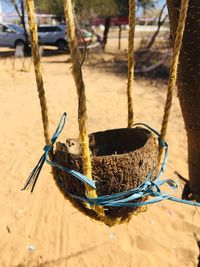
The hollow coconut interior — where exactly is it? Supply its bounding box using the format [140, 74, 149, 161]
[65, 127, 151, 157]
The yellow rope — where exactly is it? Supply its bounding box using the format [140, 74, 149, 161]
[26, 0, 51, 146]
[160, 0, 189, 157]
[64, 0, 104, 217]
[127, 0, 136, 128]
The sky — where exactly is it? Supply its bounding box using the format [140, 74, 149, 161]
[1, 1, 13, 13]
[157, 0, 166, 8]
[1, 0, 166, 14]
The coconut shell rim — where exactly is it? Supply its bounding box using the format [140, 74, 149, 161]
[63, 127, 158, 160]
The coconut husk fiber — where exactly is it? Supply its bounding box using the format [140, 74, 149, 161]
[53, 127, 159, 226]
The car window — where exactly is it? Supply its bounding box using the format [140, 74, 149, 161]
[0, 24, 6, 33]
[38, 27, 47, 33]
[38, 26, 62, 32]
[47, 27, 62, 32]
[54, 27, 62, 32]
[8, 24, 23, 33]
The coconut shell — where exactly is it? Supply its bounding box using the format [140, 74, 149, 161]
[53, 127, 159, 225]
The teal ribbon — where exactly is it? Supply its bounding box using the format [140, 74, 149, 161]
[22, 112, 96, 192]
[22, 113, 200, 208]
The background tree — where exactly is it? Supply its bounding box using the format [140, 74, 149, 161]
[3, 0, 29, 45]
[35, 0, 128, 49]
[167, 0, 200, 201]
[34, 0, 64, 18]
[75, 0, 120, 49]
[137, 0, 156, 17]
[146, 3, 168, 49]
[34, 0, 157, 49]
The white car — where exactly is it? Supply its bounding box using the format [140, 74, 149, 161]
[38, 25, 68, 50]
[38, 25, 93, 50]
[0, 23, 27, 48]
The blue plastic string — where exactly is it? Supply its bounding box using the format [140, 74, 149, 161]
[22, 113, 200, 208]
[22, 112, 66, 192]
[22, 112, 96, 192]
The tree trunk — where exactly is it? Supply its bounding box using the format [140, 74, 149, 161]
[20, 1, 28, 44]
[102, 17, 111, 51]
[146, 4, 167, 50]
[118, 25, 122, 50]
[167, 0, 200, 201]
[13, 0, 30, 55]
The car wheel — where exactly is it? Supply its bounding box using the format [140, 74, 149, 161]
[56, 40, 66, 50]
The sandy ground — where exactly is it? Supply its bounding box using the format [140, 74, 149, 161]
[0, 43, 199, 267]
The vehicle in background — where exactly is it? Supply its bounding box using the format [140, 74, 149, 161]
[59, 24, 94, 45]
[38, 24, 94, 50]
[6, 23, 24, 33]
[76, 28, 93, 46]
[0, 23, 27, 49]
[38, 25, 68, 50]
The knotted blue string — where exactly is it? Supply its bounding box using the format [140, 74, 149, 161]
[22, 112, 96, 192]
[22, 112, 66, 192]
[22, 113, 200, 208]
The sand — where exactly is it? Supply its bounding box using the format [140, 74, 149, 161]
[0, 45, 199, 267]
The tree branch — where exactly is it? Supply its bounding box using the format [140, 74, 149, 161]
[146, 4, 168, 49]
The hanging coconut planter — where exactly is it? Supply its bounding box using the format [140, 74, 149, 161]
[53, 126, 159, 225]
[23, 0, 200, 229]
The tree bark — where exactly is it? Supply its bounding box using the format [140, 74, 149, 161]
[20, 1, 28, 44]
[102, 17, 111, 51]
[118, 25, 122, 50]
[167, 0, 200, 200]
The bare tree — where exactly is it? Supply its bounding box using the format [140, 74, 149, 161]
[4, 0, 29, 52]
[146, 4, 168, 49]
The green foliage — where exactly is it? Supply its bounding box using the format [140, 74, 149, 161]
[34, 0, 64, 16]
[34, 0, 156, 18]
[34, 0, 129, 18]
[75, 0, 118, 17]
[115, 0, 129, 16]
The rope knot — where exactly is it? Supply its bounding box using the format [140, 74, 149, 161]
[43, 144, 52, 154]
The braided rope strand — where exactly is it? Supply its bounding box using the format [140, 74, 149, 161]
[26, 0, 50, 146]
[160, 0, 189, 152]
[127, 0, 136, 128]
[64, 0, 91, 189]
[63, 0, 105, 218]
